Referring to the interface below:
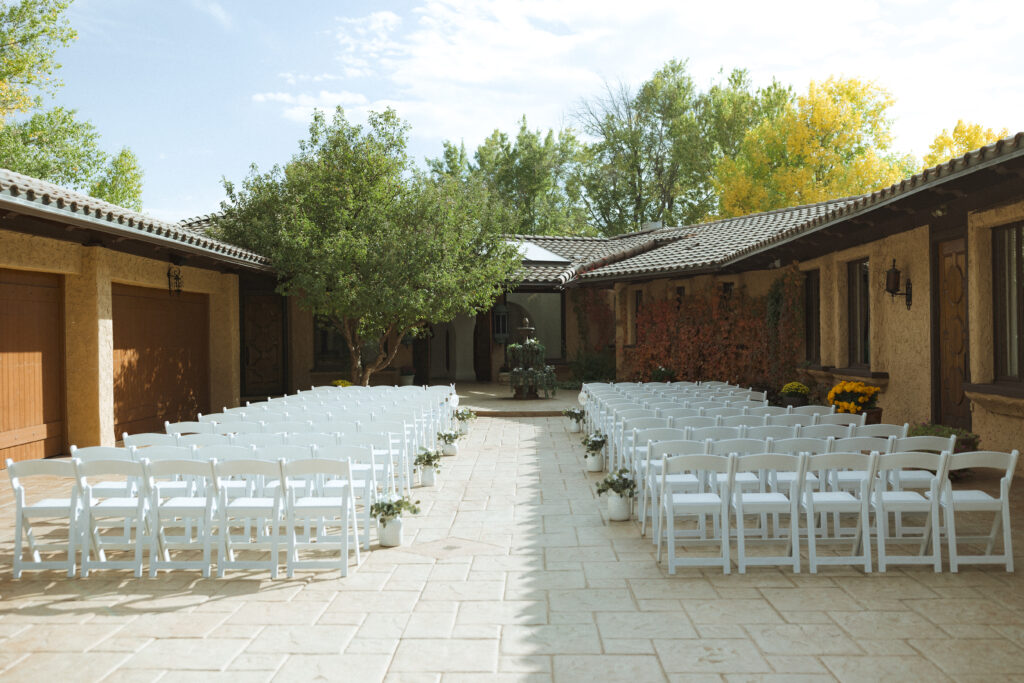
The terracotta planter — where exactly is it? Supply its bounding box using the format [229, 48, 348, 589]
[585, 452, 604, 472]
[378, 517, 404, 547]
[863, 407, 883, 425]
[607, 492, 631, 521]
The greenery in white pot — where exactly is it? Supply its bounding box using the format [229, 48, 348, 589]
[437, 429, 461, 455]
[581, 432, 606, 472]
[454, 408, 477, 434]
[371, 496, 421, 546]
[596, 468, 636, 521]
[414, 448, 442, 486]
[562, 408, 585, 432]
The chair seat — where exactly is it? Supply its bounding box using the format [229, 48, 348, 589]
[667, 492, 722, 512]
[930, 489, 1002, 511]
[776, 472, 819, 484]
[293, 497, 346, 510]
[154, 481, 190, 496]
[652, 473, 699, 489]
[225, 497, 277, 513]
[735, 492, 790, 511]
[876, 490, 930, 511]
[803, 491, 860, 512]
[833, 470, 870, 486]
[157, 497, 210, 512]
[92, 481, 134, 496]
[26, 498, 75, 515]
[90, 497, 143, 513]
[892, 470, 936, 487]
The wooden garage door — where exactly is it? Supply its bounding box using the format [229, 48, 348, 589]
[113, 284, 210, 436]
[0, 269, 65, 464]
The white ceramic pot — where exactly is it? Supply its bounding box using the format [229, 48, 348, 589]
[569, 421, 581, 433]
[458, 420, 469, 436]
[421, 467, 437, 487]
[378, 517, 404, 547]
[607, 492, 631, 521]
[577, 392, 586, 405]
[585, 452, 604, 472]
[442, 442, 458, 457]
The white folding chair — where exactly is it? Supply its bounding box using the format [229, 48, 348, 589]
[76, 458, 148, 577]
[938, 450, 1018, 572]
[657, 453, 733, 575]
[318, 445, 381, 550]
[620, 417, 670, 471]
[767, 414, 814, 428]
[123, 432, 177, 448]
[855, 423, 910, 439]
[748, 406, 789, 417]
[789, 404, 835, 416]
[231, 432, 285, 448]
[690, 426, 741, 442]
[731, 453, 806, 573]
[213, 459, 285, 578]
[671, 415, 717, 431]
[721, 415, 767, 429]
[816, 412, 866, 427]
[802, 451, 877, 573]
[198, 412, 246, 423]
[282, 458, 361, 577]
[177, 433, 231, 448]
[7, 458, 81, 578]
[145, 458, 217, 577]
[262, 421, 313, 434]
[873, 451, 948, 572]
[69, 445, 136, 497]
[799, 424, 853, 439]
[746, 425, 797, 440]
[211, 421, 262, 435]
[165, 420, 214, 435]
[286, 432, 338, 448]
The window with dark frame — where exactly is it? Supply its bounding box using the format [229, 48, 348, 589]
[804, 270, 821, 364]
[994, 223, 1023, 381]
[847, 259, 870, 367]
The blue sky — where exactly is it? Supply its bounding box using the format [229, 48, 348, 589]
[49, 0, 1024, 222]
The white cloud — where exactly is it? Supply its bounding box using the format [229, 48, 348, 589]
[252, 90, 370, 122]
[192, 1, 231, 30]
[254, 0, 1024, 161]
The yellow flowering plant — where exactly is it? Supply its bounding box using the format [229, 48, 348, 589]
[780, 381, 810, 397]
[827, 381, 881, 414]
[332, 379, 353, 387]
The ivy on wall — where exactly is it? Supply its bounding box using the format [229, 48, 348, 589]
[628, 267, 804, 388]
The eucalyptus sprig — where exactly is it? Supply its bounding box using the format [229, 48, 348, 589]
[596, 468, 636, 497]
[454, 408, 477, 422]
[414, 448, 442, 473]
[437, 429, 461, 445]
[562, 407, 585, 423]
[371, 496, 421, 526]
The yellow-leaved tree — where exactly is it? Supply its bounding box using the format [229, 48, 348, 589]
[714, 77, 917, 218]
[923, 120, 1009, 169]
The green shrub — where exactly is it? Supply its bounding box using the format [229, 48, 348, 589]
[570, 350, 616, 383]
[907, 423, 981, 452]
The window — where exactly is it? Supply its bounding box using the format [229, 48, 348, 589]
[804, 270, 821, 364]
[994, 224, 1023, 380]
[313, 321, 351, 371]
[847, 259, 870, 367]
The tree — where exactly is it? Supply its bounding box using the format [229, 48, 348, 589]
[0, 107, 145, 207]
[923, 120, 1010, 168]
[0, 0, 75, 118]
[576, 61, 790, 234]
[216, 107, 522, 385]
[714, 77, 917, 217]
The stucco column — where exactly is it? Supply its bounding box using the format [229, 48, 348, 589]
[208, 272, 241, 410]
[64, 247, 114, 447]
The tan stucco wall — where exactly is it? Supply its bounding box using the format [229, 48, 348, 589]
[288, 298, 314, 391]
[800, 225, 932, 425]
[967, 198, 1024, 454]
[0, 228, 241, 449]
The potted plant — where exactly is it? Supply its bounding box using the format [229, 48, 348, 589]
[398, 367, 415, 386]
[563, 407, 585, 433]
[582, 432, 607, 473]
[454, 408, 477, 435]
[827, 381, 882, 423]
[596, 468, 636, 521]
[437, 429, 461, 456]
[331, 378, 353, 387]
[371, 496, 421, 547]
[779, 381, 810, 407]
[414, 448, 442, 487]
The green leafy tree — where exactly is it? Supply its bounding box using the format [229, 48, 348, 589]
[0, 0, 75, 117]
[89, 146, 144, 210]
[714, 77, 917, 217]
[216, 107, 522, 385]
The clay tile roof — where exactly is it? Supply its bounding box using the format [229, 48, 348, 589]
[0, 169, 269, 269]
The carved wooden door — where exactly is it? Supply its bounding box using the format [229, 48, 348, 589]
[937, 238, 970, 428]
[242, 293, 285, 398]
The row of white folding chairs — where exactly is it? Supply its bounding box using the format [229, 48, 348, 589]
[8, 455, 368, 579]
[654, 448, 1017, 575]
[632, 432, 953, 540]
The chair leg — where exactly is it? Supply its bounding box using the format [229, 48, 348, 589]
[876, 504, 889, 573]
[1002, 504, 1014, 572]
[735, 499, 747, 574]
[985, 513, 1002, 556]
[790, 504, 800, 573]
[666, 508, 677, 575]
[944, 504, 959, 573]
[805, 505, 818, 574]
[655, 502, 664, 565]
[860, 500, 872, 573]
[721, 503, 730, 575]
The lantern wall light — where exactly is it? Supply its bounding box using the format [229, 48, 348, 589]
[884, 259, 911, 309]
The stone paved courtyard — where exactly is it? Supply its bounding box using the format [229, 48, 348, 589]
[1, 416, 1024, 681]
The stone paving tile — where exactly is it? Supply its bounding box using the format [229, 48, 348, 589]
[1, 415, 1023, 681]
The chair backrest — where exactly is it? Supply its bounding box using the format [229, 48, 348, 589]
[261, 421, 313, 434]
[663, 453, 732, 479]
[315, 444, 375, 464]
[745, 425, 797, 440]
[671, 415, 717, 430]
[688, 401, 726, 410]
[165, 420, 213, 435]
[123, 432, 177, 448]
[283, 457, 353, 480]
[198, 412, 245, 423]
[816, 412, 866, 427]
[310, 421, 360, 434]
[891, 435, 956, 454]
[131, 445, 192, 462]
[286, 432, 338, 447]
[649, 439, 708, 459]
[748, 406, 789, 417]
[945, 450, 1018, 485]
[833, 436, 894, 455]
[806, 451, 876, 478]
[790, 404, 835, 416]
[708, 438, 769, 456]
[704, 407, 744, 418]
[875, 451, 948, 481]
[658, 407, 702, 420]
[254, 444, 312, 462]
[146, 458, 215, 480]
[210, 421, 262, 435]
[690, 426, 742, 442]
[766, 414, 813, 427]
[648, 402, 682, 413]
[635, 428, 688, 448]
[733, 452, 803, 476]
[772, 437, 833, 456]
[177, 433, 231, 447]
[194, 445, 255, 462]
[798, 424, 852, 439]
[214, 458, 282, 482]
[624, 417, 670, 433]
[853, 423, 909, 438]
[7, 457, 77, 484]
[721, 415, 767, 428]
[728, 399, 768, 409]
[75, 457, 146, 481]
[69, 445, 132, 461]
[616, 409, 656, 422]
[344, 433, 390, 452]
[231, 433, 286, 448]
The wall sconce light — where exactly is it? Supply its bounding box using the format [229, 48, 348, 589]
[884, 259, 911, 309]
[167, 264, 183, 296]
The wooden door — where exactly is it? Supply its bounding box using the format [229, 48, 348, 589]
[242, 293, 286, 398]
[473, 310, 492, 381]
[0, 269, 65, 463]
[937, 238, 970, 429]
[113, 284, 210, 436]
